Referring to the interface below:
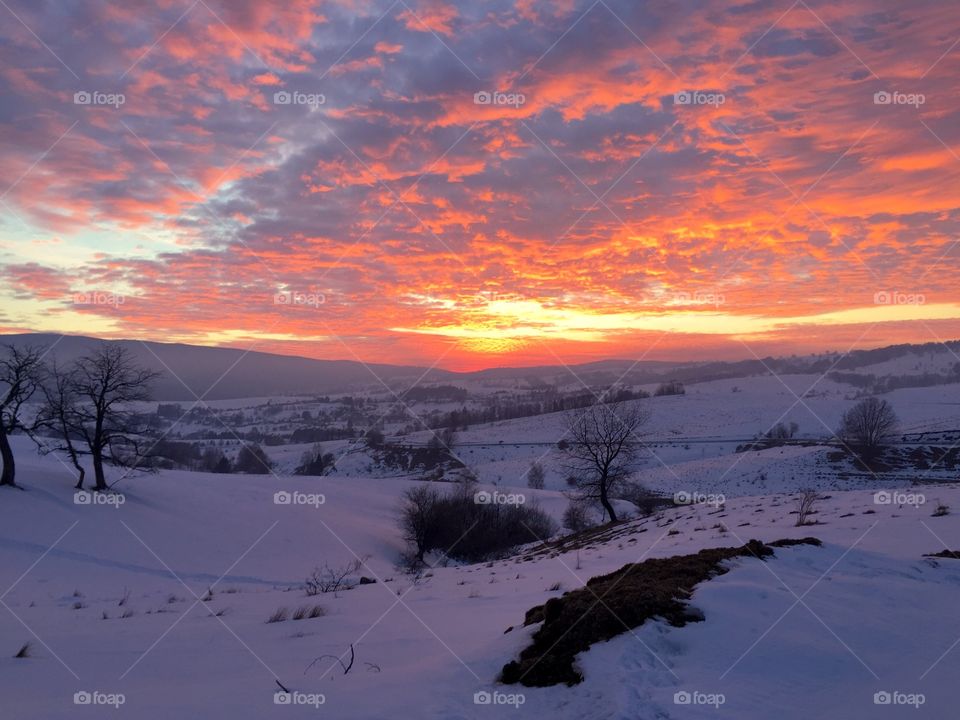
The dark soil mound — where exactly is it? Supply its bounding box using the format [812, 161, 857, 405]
[500, 537, 821, 687]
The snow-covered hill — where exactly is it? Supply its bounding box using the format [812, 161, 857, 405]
[2, 435, 960, 718]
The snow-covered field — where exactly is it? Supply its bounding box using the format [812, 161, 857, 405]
[3, 424, 960, 718]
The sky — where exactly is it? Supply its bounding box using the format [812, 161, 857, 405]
[1, 0, 959, 371]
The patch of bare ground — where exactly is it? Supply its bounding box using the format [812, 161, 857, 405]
[500, 537, 821, 687]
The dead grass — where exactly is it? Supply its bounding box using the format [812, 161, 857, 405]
[500, 537, 821, 687]
[266, 607, 289, 623]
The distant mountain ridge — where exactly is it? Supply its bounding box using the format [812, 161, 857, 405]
[1, 333, 957, 401]
[0, 334, 675, 400]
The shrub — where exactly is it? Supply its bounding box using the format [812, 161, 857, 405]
[296, 443, 336, 476]
[562, 500, 593, 533]
[654, 381, 685, 396]
[399, 484, 556, 563]
[616, 482, 670, 516]
[525, 462, 545, 490]
[795, 490, 818, 526]
[765, 421, 798, 441]
[235, 443, 272, 474]
[304, 559, 365, 596]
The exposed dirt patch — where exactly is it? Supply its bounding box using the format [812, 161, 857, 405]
[500, 537, 821, 687]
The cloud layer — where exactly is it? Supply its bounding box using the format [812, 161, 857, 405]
[2, 0, 959, 368]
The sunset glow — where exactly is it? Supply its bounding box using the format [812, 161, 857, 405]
[2, 0, 959, 369]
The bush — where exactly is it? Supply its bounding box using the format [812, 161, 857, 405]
[562, 500, 593, 533]
[201, 446, 232, 473]
[616, 482, 670, 516]
[399, 484, 556, 563]
[525, 462, 545, 490]
[304, 558, 365, 596]
[235, 443, 272, 474]
[765, 421, 798, 440]
[795, 490, 818, 526]
[654, 381, 685, 396]
[296, 444, 336, 476]
[364, 428, 385, 448]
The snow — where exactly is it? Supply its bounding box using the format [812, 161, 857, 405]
[3, 375, 960, 718]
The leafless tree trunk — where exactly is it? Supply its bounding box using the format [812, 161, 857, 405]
[0, 345, 45, 487]
[562, 400, 650, 523]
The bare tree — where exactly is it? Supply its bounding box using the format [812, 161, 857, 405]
[65, 345, 160, 490]
[562, 401, 650, 523]
[0, 345, 45, 487]
[32, 360, 88, 489]
[838, 397, 898, 461]
[399, 484, 442, 562]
